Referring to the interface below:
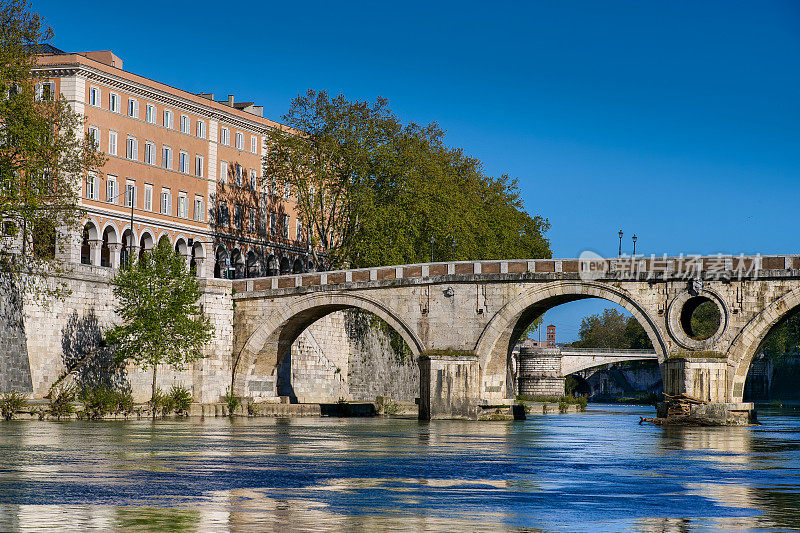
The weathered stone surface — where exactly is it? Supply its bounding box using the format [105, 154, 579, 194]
[7, 265, 233, 403]
[418, 354, 480, 420]
[10, 256, 800, 420]
[234, 258, 800, 407]
[0, 275, 33, 394]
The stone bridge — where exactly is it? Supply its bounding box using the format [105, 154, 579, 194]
[515, 347, 658, 397]
[230, 254, 800, 420]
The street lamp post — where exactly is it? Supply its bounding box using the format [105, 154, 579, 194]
[632, 234, 637, 256]
[618, 230, 623, 257]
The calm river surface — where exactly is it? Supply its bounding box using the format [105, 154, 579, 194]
[1, 404, 800, 532]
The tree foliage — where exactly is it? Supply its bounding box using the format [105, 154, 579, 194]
[105, 240, 213, 400]
[265, 90, 551, 269]
[758, 309, 800, 358]
[520, 316, 545, 341]
[0, 0, 104, 293]
[689, 300, 720, 340]
[571, 308, 653, 350]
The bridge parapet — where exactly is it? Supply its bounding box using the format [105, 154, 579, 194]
[232, 255, 800, 297]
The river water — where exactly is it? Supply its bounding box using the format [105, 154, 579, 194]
[1, 404, 799, 532]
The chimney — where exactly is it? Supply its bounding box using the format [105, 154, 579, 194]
[81, 50, 123, 70]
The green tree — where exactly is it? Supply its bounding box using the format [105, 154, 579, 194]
[521, 316, 545, 341]
[0, 0, 104, 294]
[623, 318, 652, 349]
[688, 300, 720, 340]
[572, 307, 654, 349]
[757, 309, 800, 358]
[105, 240, 213, 402]
[265, 90, 550, 269]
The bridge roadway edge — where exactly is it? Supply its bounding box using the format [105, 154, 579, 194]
[7, 257, 800, 423]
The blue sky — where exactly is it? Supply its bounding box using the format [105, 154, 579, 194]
[37, 1, 800, 342]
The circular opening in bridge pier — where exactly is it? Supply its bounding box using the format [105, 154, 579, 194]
[679, 297, 721, 341]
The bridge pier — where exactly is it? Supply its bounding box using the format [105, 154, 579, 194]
[418, 353, 480, 420]
[660, 357, 756, 425]
[517, 347, 565, 397]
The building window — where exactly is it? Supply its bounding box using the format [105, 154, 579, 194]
[250, 136, 257, 153]
[296, 220, 303, 242]
[108, 130, 117, 156]
[234, 204, 243, 230]
[178, 192, 188, 219]
[249, 209, 256, 234]
[282, 214, 289, 238]
[258, 200, 267, 236]
[89, 86, 100, 107]
[180, 115, 190, 134]
[163, 109, 173, 129]
[220, 127, 230, 146]
[125, 180, 136, 208]
[269, 211, 277, 235]
[87, 126, 100, 149]
[235, 132, 244, 150]
[146, 103, 156, 124]
[127, 98, 139, 118]
[194, 196, 204, 222]
[86, 172, 99, 200]
[162, 146, 173, 169]
[249, 168, 257, 189]
[109, 92, 120, 113]
[144, 183, 153, 211]
[219, 161, 228, 184]
[161, 188, 171, 215]
[196, 120, 206, 139]
[179, 151, 189, 173]
[284, 182, 291, 199]
[106, 175, 118, 203]
[126, 136, 138, 160]
[235, 164, 242, 187]
[218, 200, 228, 226]
[35, 82, 55, 101]
[144, 141, 155, 165]
[195, 155, 204, 177]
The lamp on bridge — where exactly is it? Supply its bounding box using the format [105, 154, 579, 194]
[618, 229, 623, 257]
[632, 234, 637, 256]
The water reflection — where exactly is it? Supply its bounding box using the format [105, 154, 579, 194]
[0, 407, 798, 531]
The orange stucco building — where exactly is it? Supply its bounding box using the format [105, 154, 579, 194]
[33, 47, 313, 278]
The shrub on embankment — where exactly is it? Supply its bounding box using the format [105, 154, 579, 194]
[0, 392, 28, 420]
[516, 394, 588, 413]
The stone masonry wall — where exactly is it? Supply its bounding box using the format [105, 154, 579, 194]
[0, 274, 33, 394]
[10, 265, 233, 403]
[278, 310, 419, 404]
[579, 363, 663, 400]
[280, 313, 351, 403]
[346, 310, 419, 403]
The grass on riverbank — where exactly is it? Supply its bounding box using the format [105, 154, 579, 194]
[516, 394, 588, 413]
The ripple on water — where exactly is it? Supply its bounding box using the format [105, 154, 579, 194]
[0, 405, 799, 531]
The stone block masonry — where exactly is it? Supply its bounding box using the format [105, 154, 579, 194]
[3, 264, 235, 403]
[0, 274, 33, 393]
[278, 310, 420, 404]
[6, 265, 413, 406]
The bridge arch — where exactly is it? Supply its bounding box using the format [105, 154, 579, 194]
[475, 281, 668, 398]
[728, 286, 800, 402]
[232, 292, 425, 397]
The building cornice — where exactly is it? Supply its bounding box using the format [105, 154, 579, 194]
[31, 63, 282, 135]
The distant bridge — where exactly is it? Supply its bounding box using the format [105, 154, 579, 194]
[514, 346, 658, 396]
